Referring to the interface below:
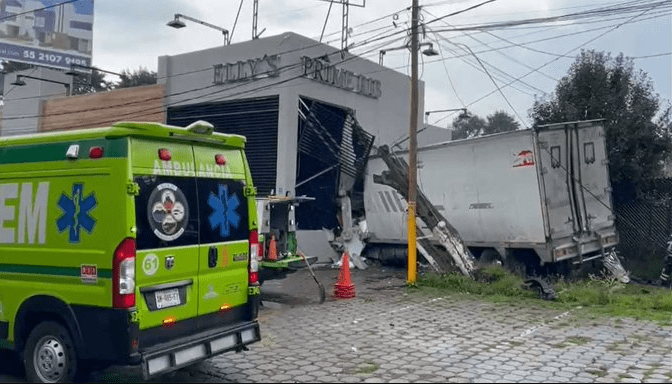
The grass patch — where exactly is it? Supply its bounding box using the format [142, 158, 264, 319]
[606, 340, 628, 351]
[355, 360, 379, 375]
[587, 367, 608, 377]
[566, 336, 591, 345]
[416, 265, 672, 324]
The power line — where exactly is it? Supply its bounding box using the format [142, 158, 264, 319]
[320, 1, 335, 42]
[449, 40, 529, 127]
[2, 21, 416, 128]
[0, 0, 82, 22]
[431, 0, 667, 126]
[429, 0, 671, 33]
[2, 1, 667, 129]
[229, 0, 246, 43]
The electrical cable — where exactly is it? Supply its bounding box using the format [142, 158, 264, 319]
[429, 34, 542, 96]
[2, 23, 414, 128]
[0, 0, 81, 22]
[422, 9, 560, 81]
[430, 0, 668, 126]
[428, 0, 671, 33]
[2, 1, 667, 129]
[449, 40, 529, 127]
[320, 0, 335, 42]
[229, 0, 246, 43]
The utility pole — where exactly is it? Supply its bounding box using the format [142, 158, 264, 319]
[408, 0, 419, 284]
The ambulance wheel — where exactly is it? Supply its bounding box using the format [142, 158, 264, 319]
[24, 321, 78, 383]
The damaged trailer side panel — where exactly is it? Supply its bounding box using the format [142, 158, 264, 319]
[363, 119, 618, 266]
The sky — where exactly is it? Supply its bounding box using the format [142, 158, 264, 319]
[90, 0, 671, 129]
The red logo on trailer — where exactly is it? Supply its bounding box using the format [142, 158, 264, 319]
[513, 150, 535, 168]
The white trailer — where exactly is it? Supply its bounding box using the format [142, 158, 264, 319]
[363, 119, 618, 267]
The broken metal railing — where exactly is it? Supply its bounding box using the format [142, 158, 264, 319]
[373, 145, 476, 277]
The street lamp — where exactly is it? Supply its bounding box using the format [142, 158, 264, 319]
[65, 63, 123, 78]
[379, 42, 438, 65]
[11, 74, 71, 96]
[425, 108, 468, 124]
[167, 13, 230, 45]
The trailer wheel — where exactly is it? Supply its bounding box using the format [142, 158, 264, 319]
[479, 249, 503, 266]
[23, 321, 78, 383]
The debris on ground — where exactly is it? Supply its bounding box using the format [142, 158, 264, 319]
[522, 278, 557, 301]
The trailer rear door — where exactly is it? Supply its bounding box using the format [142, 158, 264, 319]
[571, 123, 614, 232]
[537, 125, 579, 240]
[537, 121, 614, 243]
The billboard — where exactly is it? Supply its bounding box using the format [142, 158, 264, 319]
[0, 0, 93, 69]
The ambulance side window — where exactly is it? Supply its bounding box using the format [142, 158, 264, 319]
[134, 175, 199, 250]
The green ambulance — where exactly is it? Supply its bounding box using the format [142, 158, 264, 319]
[0, 121, 261, 382]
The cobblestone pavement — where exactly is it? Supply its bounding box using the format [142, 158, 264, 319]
[2, 264, 671, 383]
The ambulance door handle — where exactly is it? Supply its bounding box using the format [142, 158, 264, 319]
[208, 246, 218, 268]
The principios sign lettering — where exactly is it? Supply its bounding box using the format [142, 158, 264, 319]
[301, 56, 382, 99]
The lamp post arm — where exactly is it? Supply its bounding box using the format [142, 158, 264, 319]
[379, 42, 435, 65]
[17, 75, 71, 95]
[175, 13, 230, 43]
[425, 108, 467, 116]
[69, 63, 123, 77]
[19, 75, 69, 87]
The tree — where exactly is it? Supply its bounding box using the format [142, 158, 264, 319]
[484, 110, 520, 135]
[113, 67, 157, 89]
[451, 110, 519, 140]
[72, 70, 114, 95]
[451, 114, 486, 140]
[530, 50, 671, 185]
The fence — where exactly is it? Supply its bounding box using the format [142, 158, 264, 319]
[613, 179, 672, 278]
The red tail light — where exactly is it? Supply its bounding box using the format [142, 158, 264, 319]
[158, 148, 172, 161]
[113, 238, 136, 309]
[249, 230, 259, 285]
[89, 146, 104, 159]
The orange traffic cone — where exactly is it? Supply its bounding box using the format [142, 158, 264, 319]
[267, 235, 278, 261]
[334, 252, 356, 299]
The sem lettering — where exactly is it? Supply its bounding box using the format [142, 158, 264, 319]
[0, 182, 49, 244]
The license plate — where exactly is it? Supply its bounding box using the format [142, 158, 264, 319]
[155, 288, 180, 309]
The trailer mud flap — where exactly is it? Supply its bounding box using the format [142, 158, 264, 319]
[140, 322, 260, 379]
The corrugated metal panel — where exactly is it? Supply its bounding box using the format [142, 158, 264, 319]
[167, 96, 279, 196]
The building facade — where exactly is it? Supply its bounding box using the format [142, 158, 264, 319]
[1, 32, 426, 261]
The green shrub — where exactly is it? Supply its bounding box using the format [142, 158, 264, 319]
[416, 266, 672, 324]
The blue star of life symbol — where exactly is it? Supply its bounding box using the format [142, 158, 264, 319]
[208, 185, 240, 237]
[57, 184, 97, 243]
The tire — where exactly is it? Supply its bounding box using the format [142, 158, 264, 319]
[23, 321, 78, 383]
[479, 249, 502, 266]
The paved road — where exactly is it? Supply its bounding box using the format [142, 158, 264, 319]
[2, 264, 671, 383]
